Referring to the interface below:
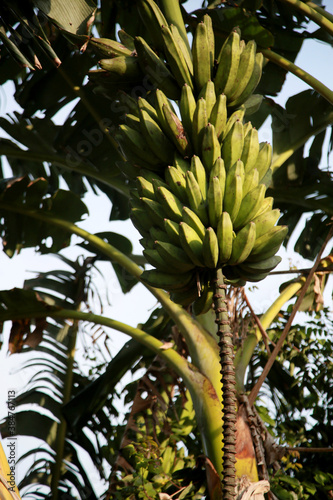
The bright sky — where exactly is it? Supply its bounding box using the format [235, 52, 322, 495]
[0, 0, 332, 495]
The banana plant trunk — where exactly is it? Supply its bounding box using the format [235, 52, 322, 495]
[213, 268, 237, 499]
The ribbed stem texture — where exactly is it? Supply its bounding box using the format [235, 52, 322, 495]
[213, 268, 237, 499]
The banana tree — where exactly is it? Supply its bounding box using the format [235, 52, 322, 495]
[0, 0, 333, 499]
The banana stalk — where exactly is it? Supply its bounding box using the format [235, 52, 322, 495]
[213, 268, 237, 499]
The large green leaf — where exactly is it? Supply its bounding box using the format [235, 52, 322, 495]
[0, 256, 109, 498]
[0, 177, 88, 256]
[33, 0, 96, 36]
[196, 6, 274, 49]
[0, 288, 59, 318]
[252, 91, 333, 258]
[63, 307, 171, 428]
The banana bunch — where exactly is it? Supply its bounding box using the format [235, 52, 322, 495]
[93, 0, 263, 109]
[124, 87, 287, 312]
[108, 1, 287, 313]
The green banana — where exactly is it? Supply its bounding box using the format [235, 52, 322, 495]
[170, 24, 193, 76]
[223, 160, 244, 222]
[228, 53, 263, 109]
[138, 168, 164, 185]
[256, 142, 272, 181]
[180, 84, 196, 142]
[137, 0, 168, 52]
[140, 237, 156, 250]
[210, 93, 227, 141]
[179, 221, 205, 267]
[249, 225, 288, 260]
[198, 80, 216, 118]
[252, 196, 274, 219]
[143, 248, 174, 272]
[235, 269, 270, 283]
[125, 113, 141, 132]
[192, 97, 208, 155]
[247, 244, 283, 263]
[182, 206, 206, 241]
[155, 88, 177, 134]
[170, 24, 194, 72]
[100, 55, 140, 80]
[115, 137, 147, 170]
[136, 176, 155, 199]
[191, 155, 207, 199]
[129, 192, 144, 210]
[118, 91, 140, 116]
[192, 21, 211, 92]
[233, 183, 266, 230]
[161, 25, 194, 89]
[162, 104, 192, 157]
[242, 168, 259, 198]
[171, 286, 198, 307]
[203, 227, 219, 268]
[243, 121, 253, 137]
[155, 240, 196, 272]
[137, 95, 160, 122]
[203, 14, 215, 72]
[222, 106, 245, 141]
[210, 157, 226, 201]
[89, 37, 133, 58]
[243, 94, 263, 116]
[228, 40, 256, 103]
[165, 166, 187, 203]
[131, 207, 152, 235]
[116, 160, 138, 179]
[239, 39, 246, 53]
[141, 268, 194, 291]
[150, 226, 169, 243]
[185, 170, 209, 226]
[134, 36, 179, 100]
[118, 30, 135, 51]
[140, 237, 154, 250]
[207, 176, 223, 229]
[173, 152, 191, 175]
[138, 108, 174, 163]
[155, 185, 184, 222]
[214, 29, 241, 97]
[192, 279, 214, 315]
[221, 119, 244, 171]
[241, 127, 259, 173]
[130, 188, 141, 203]
[164, 218, 181, 245]
[201, 123, 221, 172]
[229, 221, 256, 265]
[118, 124, 161, 166]
[140, 197, 166, 228]
[252, 209, 280, 239]
[239, 255, 282, 275]
[217, 211, 234, 264]
[223, 265, 246, 287]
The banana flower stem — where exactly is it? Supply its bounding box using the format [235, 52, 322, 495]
[213, 269, 236, 500]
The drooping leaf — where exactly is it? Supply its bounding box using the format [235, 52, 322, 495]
[33, 0, 96, 36]
[0, 177, 88, 256]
